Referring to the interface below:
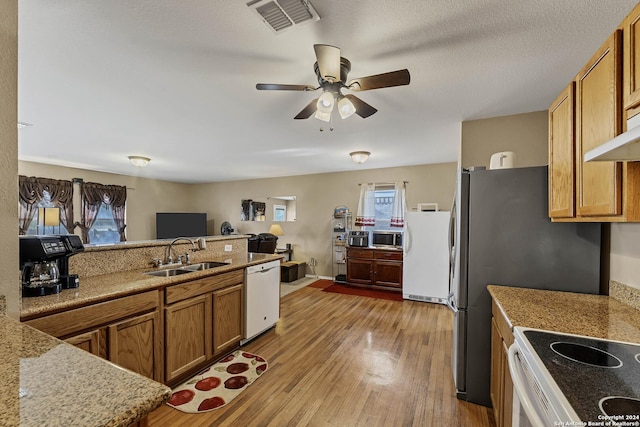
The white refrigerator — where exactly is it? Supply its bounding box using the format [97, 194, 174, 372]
[402, 211, 450, 303]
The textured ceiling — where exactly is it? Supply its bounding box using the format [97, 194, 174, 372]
[17, 0, 638, 183]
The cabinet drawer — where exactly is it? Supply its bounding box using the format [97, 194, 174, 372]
[346, 248, 374, 259]
[25, 290, 159, 338]
[166, 270, 244, 305]
[374, 250, 403, 261]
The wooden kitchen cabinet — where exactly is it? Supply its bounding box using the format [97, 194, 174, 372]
[108, 310, 162, 381]
[64, 329, 105, 358]
[548, 16, 640, 222]
[624, 2, 640, 114]
[346, 247, 403, 289]
[548, 83, 576, 219]
[490, 299, 513, 427]
[164, 269, 244, 385]
[575, 30, 623, 218]
[212, 283, 243, 355]
[24, 290, 163, 382]
[165, 294, 212, 382]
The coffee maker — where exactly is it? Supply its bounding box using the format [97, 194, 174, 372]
[19, 235, 84, 297]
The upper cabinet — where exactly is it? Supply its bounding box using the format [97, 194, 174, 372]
[575, 31, 623, 218]
[624, 3, 640, 115]
[548, 3, 640, 223]
[548, 83, 576, 218]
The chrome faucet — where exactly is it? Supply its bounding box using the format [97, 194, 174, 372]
[165, 237, 198, 266]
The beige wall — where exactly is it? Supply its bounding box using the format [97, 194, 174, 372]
[461, 111, 548, 169]
[18, 161, 456, 278]
[1, 0, 18, 318]
[19, 161, 197, 241]
[192, 163, 457, 278]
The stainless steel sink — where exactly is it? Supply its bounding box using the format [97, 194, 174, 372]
[143, 261, 229, 277]
[144, 268, 193, 277]
[185, 261, 229, 270]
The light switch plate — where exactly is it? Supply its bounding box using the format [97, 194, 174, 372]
[224, 245, 232, 252]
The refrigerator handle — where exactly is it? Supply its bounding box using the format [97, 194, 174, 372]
[446, 291, 458, 313]
[403, 223, 411, 255]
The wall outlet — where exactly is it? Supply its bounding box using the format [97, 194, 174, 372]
[224, 245, 232, 252]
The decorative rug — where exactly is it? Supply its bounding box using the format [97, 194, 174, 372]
[322, 283, 404, 302]
[307, 279, 334, 289]
[166, 350, 268, 413]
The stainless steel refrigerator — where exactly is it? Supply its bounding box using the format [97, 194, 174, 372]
[447, 165, 604, 407]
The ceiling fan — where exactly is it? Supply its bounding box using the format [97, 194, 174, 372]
[256, 44, 410, 122]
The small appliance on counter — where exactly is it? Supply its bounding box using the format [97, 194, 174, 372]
[371, 230, 403, 248]
[348, 230, 369, 247]
[19, 235, 84, 297]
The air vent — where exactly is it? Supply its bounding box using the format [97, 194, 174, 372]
[247, 0, 320, 34]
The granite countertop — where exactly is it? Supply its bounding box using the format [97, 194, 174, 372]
[0, 315, 171, 427]
[488, 285, 640, 343]
[21, 252, 281, 320]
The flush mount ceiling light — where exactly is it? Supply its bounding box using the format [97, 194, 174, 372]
[128, 156, 151, 167]
[350, 151, 370, 164]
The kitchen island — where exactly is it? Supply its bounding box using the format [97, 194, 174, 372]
[7, 236, 282, 426]
[19, 235, 282, 386]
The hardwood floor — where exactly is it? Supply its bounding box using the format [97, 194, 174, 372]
[148, 285, 496, 427]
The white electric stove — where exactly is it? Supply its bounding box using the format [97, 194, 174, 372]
[509, 326, 640, 426]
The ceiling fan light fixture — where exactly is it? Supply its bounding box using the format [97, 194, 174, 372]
[128, 155, 151, 167]
[338, 95, 356, 119]
[314, 109, 332, 122]
[316, 91, 335, 113]
[350, 151, 370, 164]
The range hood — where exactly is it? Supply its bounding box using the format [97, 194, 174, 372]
[585, 114, 640, 161]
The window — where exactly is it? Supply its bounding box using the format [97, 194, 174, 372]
[88, 203, 120, 244]
[24, 191, 69, 235]
[273, 204, 286, 222]
[355, 182, 406, 230]
[363, 187, 396, 231]
[18, 175, 74, 236]
[80, 181, 127, 244]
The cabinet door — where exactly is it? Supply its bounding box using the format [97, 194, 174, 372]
[373, 260, 402, 288]
[346, 258, 373, 285]
[624, 3, 640, 112]
[490, 318, 503, 427]
[65, 329, 106, 359]
[548, 83, 576, 218]
[576, 30, 622, 217]
[164, 294, 212, 382]
[108, 310, 161, 381]
[213, 284, 244, 355]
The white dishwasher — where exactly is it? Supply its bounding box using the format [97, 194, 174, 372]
[243, 260, 281, 344]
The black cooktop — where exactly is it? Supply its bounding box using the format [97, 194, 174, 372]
[523, 330, 640, 423]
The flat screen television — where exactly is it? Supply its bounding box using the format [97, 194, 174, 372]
[156, 213, 207, 239]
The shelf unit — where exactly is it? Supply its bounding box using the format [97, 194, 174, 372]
[331, 213, 351, 283]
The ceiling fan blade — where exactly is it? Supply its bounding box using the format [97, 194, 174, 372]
[256, 83, 315, 91]
[314, 44, 341, 82]
[344, 94, 377, 118]
[294, 98, 319, 119]
[348, 69, 410, 91]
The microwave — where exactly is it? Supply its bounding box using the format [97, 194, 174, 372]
[371, 231, 403, 248]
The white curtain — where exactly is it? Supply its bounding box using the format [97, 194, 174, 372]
[355, 183, 376, 226]
[390, 182, 406, 228]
